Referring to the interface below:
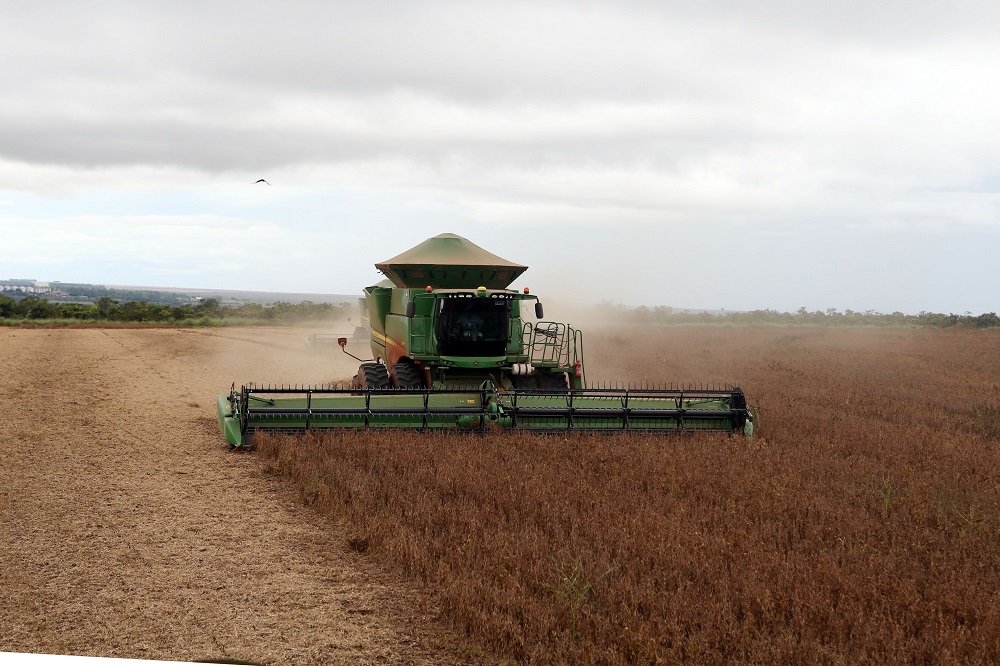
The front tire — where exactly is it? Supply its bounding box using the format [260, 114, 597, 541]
[353, 362, 389, 389]
[393, 362, 424, 389]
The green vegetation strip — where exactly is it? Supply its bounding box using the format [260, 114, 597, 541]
[0, 295, 344, 325]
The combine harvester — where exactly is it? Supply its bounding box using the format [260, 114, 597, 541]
[305, 310, 370, 351]
[218, 233, 754, 448]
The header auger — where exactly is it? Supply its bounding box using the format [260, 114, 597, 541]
[218, 233, 754, 448]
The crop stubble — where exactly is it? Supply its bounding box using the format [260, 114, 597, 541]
[0, 326, 475, 664]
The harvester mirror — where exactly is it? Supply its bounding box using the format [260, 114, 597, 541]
[338, 337, 348, 347]
[405, 301, 416, 318]
[535, 302, 544, 319]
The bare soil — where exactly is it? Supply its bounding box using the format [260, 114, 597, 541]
[0, 327, 478, 664]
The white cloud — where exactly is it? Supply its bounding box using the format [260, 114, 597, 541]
[1, 1, 999, 312]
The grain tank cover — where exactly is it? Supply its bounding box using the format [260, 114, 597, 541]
[375, 233, 528, 289]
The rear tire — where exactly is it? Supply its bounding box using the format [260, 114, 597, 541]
[354, 362, 389, 389]
[393, 362, 424, 389]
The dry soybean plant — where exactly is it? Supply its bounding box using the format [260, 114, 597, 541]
[259, 326, 1000, 663]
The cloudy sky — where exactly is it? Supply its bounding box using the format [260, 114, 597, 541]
[1, 1, 998, 313]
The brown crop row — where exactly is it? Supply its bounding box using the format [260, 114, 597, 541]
[257, 326, 1000, 663]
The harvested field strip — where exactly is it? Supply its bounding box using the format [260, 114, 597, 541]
[0, 327, 472, 664]
[260, 327, 1000, 663]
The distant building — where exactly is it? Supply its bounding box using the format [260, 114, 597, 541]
[0, 280, 58, 296]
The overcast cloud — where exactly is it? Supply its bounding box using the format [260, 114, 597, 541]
[1, 0, 998, 313]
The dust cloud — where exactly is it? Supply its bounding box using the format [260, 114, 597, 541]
[207, 322, 365, 388]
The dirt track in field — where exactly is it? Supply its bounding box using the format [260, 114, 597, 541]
[0, 327, 475, 664]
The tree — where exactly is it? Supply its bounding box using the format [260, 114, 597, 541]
[195, 298, 222, 317]
[15, 295, 57, 319]
[0, 294, 15, 318]
[96, 297, 119, 320]
[56, 303, 97, 320]
[974, 312, 1000, 328]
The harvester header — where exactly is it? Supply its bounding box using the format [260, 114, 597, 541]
[217, 233, 755, 447]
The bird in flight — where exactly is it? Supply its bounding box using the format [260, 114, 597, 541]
[254, 178, 271, 185]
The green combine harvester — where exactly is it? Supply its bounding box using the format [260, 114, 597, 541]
[218, 233, 754, 448]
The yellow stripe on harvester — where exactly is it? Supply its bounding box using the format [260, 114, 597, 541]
[371, 329, 406, 353]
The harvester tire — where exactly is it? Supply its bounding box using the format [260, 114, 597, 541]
[355, 362, 390, 389]
[393, 362, 424, 389]
[538, 371, 569, 392]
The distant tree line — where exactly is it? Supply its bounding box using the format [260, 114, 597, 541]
[0, 295, 344, 324]
[0, 281, 200, 306]
[599, 303, 1000, 329]
[54, 283, 199, 305]
[4, 292, 998, 329]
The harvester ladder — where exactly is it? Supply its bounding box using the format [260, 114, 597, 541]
[522, 322, 581, 367]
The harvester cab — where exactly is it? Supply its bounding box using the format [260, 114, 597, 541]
[218, 233, 754, 448]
